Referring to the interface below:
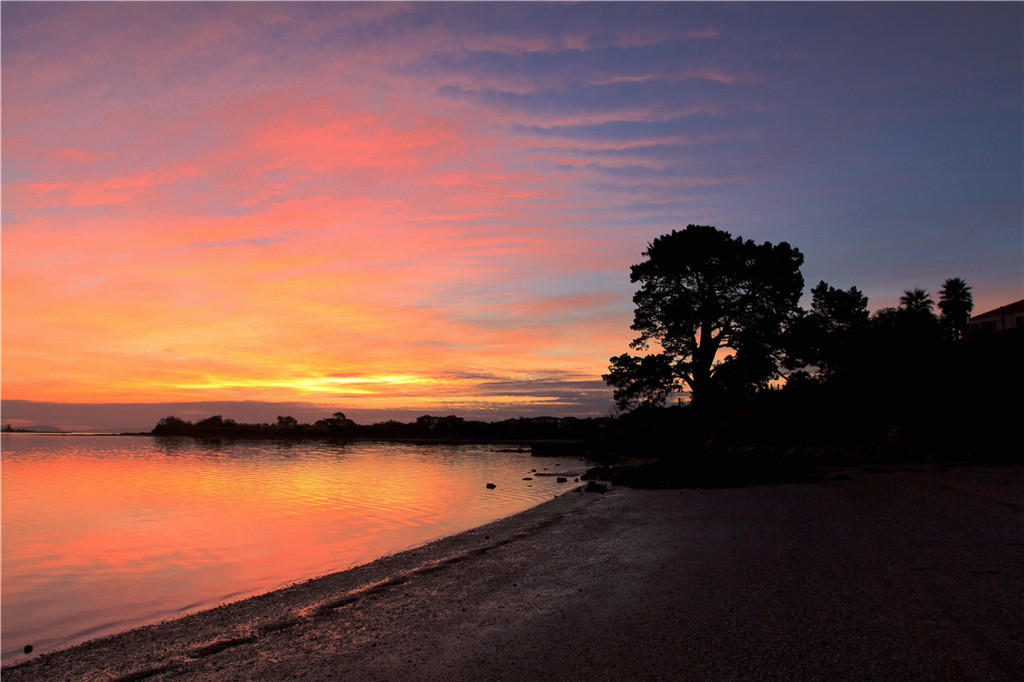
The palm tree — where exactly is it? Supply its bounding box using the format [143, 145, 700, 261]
[938, 277, 973, 340]
[893, 288, 940, 347]
[899, 288, 934, 314]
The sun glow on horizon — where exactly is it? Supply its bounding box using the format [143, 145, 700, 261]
[161, 370, 605, 411]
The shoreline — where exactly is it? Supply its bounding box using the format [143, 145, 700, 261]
[2, 486, 606, 677]
[1, 436, 594, 666]
[4, 465, 1021, 680]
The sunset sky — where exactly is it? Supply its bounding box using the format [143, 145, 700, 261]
[3, 2, 1022, 431]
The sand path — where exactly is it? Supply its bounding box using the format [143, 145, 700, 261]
[4, 465, 1021, 681]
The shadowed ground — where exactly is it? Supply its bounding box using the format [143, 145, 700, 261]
[4, 465, 1021, 681]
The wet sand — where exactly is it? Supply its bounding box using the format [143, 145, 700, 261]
[4, 465, 1021, 681]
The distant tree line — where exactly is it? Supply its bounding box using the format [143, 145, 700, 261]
[151, 412, 610, 442]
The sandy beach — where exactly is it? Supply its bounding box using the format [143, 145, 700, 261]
[3, 464, 1021, 681]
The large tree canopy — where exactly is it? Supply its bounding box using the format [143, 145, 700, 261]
[604, 225, 804, 410]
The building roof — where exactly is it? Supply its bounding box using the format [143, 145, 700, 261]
[970, 298, 1024, 322]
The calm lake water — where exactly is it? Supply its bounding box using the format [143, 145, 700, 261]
[1, 434, 587, 665]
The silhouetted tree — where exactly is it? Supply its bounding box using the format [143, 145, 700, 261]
[152, 415, 192, 436]
[810, 281, 871, 331]
[865, 290, 945, 421]
[193, 415, 238, 437]
[870, 306, 901, 328]
[604, 225, 804, 409]
[414, 415, 465, 436]
[938, 277, 973, 340]
[604, 353, 676, 411]
[276, 415, 298, 429]
[899, 287, 935, 315]
[314, 411, 356, 436]
[783, 280, 870, 381]
[881, 287, 940, 345]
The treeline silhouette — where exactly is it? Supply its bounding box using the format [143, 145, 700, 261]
[595, 226, 1021, 487]
[151, 412, 610, 444]
[599, 284, 1020, 486]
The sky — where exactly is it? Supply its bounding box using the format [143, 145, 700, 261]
[2, 2, 1022, 432]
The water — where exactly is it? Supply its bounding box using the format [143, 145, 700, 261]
[0, 434, 587, 665]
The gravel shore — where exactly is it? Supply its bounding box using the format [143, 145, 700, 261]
[4, 465, 1021, 681]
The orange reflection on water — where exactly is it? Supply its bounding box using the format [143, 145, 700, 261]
[2, 436, 582, 664]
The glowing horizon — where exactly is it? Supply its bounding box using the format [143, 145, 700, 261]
[3, 3, 1021, 425]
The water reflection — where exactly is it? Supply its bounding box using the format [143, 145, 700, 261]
[1, 435, 585, 664]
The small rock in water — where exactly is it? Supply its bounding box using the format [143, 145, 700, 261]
[486, 483, 497, 489]
[23, 645, 33, 655]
